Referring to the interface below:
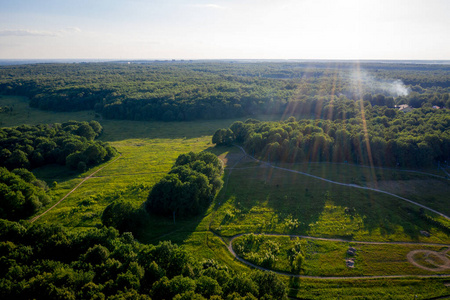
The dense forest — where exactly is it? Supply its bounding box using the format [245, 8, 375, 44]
[0, 220, 287, 299]
[0, 121, 116, 172]
[0, 168, 50, 220]
[0, 62, 448, 121]
[213, 107, 450, 168]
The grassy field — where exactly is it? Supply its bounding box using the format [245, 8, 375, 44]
[275, 161, 450, 216]
[287, 277, 450, 299]
[2, 95, 450, 299]
[232, 234, 450, 276]
[32, 134, 213, 227]
[209, 160, 450, 244]
[0, 96, 250, 227]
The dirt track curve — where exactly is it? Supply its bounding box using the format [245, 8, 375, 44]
[407, 248, 450, 272]
[213, 232, 450, 279]
[211, 146, 450, 279]
[234, 145, 450, 220]
[30, 154, 122, 223]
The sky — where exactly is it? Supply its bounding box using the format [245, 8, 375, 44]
[0, 0, 449, 60]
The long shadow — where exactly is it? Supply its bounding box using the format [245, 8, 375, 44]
[32, 163, 81, 185]
[210, 155, 450, 242]
[98, 113, 297, 142]
[137, 145, 233, 245]
[212, 163, 326, 237]
[137, 211, 208, 246]
[99, 118, 246, 142]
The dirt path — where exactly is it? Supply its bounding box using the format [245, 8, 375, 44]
[407, 248, 450, 272]
[441, 167, 450, 178]
[213, 232, 450, 279]
[223, 152, 247, 192]
[234, 145, 450, 220]
[29, 154, 122, 223]
[208, 146, 450, 278]
[229, 233, 450, 247]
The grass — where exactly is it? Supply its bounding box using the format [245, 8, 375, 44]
[0, 94, 253, 227]
[287, 277, 450, 299]
[275, 161, 450, 216]
[32, 132, 217, 226]
[210, 161, 450, 244]
[232, 234, 450, 276]
[0, 95, 97, 125]
[412, 251, 448, 270]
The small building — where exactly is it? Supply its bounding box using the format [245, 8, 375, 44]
[395, 104, 413, 113]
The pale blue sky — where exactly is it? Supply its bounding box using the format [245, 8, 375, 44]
[0, 0, 448, 60]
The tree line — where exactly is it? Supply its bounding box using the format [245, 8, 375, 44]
[0, 62, 448, 122]
[0, 219, 287, 299]
[0, 121, 116, 172]
[213, 107, 450, 168]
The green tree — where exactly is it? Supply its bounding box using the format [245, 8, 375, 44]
[195, 276, 222, 298]
[83, 143, 107, 165]
[83, 244, 110, 265]
[102, 200, 148, 234]
[5, 150, 30, 170]
[146, 152, 223, 221]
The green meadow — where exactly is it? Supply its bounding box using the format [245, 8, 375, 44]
[274, 161, 450, 216]
[210, 159, 450, 244]
[0, 96, 246, 227]
[232, 234, 450, 276]
[2, 94, 450, 298]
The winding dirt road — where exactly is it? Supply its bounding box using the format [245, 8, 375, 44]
[29, 154, 122, 223]
[214, 232, 450, 279]
[234, 145, 450, 220]
[211, 145, 450, 279]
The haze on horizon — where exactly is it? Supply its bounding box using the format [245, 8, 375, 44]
[0, 0, 449, 60]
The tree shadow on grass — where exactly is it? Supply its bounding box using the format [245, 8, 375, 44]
[209, 158, 449, 242]
[32, 163, 81, 185]
[136, 146, 234, 245]
[211, 165, 327, 237]
[99, 118, 245, 142]
[137, 212, 208, 245]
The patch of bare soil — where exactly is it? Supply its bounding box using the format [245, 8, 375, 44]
[218, 152, 248, 168]
[407, 248, 450, 272]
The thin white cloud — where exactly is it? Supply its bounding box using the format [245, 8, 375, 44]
[62, 27, 82, 34]
[0, 28, 82, 37]
[0, 29, 58, 37]
[190, 4, 226, 9]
